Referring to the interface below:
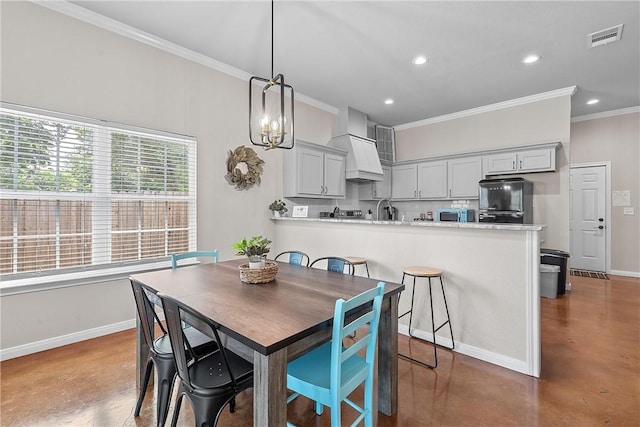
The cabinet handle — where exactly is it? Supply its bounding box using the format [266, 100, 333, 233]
[512, 160, 516, 170]
[449, 189, 452, 197]
[519, 160, 522, 169]
[325, 186, 328, 194]
[373, 188, 376, 197]
[414, 190, 417, 198]
[321, 185, 324, 194]
[419, 190, 422, 198]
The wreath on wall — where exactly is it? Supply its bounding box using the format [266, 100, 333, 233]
[225, 145, 265, 190]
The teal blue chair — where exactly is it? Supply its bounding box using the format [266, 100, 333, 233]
[310, 256, 355, 275]
[171, 250, 219, 269]
[275, 250, 310, 267]
[286, 282, 385, 427]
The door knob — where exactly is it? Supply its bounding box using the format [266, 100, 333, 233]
[594, 225, 604, 230]
[598, 218, 604, 222]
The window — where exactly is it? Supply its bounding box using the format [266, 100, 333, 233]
[0, 104, 196, 283]
[375, 125, 395, 162]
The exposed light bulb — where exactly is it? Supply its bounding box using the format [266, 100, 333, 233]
[260, 113, 271, 131]
[413, 55, 428, 65]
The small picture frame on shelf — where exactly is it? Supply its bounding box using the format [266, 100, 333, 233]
[292, 205, 308, 218]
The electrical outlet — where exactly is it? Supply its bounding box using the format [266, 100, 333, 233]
[623, 207, 635, 215]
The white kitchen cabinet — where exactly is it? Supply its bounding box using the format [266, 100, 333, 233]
[392, 157, 480, 200]
[418, 160, 448, 199]
[484, 144, 557, 175]
[283, 141, 346, 199]
[391, 163, 418, 199]
[392, 160, 447, 200]
[448, 156, 483, 198]
[359, 164, 392, 200]
[392, 162, 440, 200]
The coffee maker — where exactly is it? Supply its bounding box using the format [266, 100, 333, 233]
[383, 206, 398, 220]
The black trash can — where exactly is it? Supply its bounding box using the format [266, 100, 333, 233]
[541, 248, 570, 295]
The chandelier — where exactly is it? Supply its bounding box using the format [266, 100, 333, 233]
[249, 0, 295, 150]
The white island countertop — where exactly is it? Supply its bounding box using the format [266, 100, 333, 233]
[273, 216, 545, 232]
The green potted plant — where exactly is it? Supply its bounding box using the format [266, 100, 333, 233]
[233, 236, 272, 269]
[268, 199, 288, 218]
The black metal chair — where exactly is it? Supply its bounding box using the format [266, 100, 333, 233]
[159, 293, 254, 427]
[130, 280, 216, 427]
[274, 250, 310, 267]
[310, 256, 355, 275]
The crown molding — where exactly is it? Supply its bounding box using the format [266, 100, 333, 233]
[571, 106, 640, 123]
[33, 0, 339, 115]
[395, 86, 577, 131]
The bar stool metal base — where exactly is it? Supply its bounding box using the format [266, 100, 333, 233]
[398, 268, 454, 369]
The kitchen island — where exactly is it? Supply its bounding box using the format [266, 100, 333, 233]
[273, 217, 544, 377]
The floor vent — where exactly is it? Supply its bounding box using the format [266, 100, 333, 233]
[588, 24, 624, 48]
[570, 269, 609, 280]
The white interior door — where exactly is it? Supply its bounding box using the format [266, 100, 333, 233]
[570, 166, 606, 271]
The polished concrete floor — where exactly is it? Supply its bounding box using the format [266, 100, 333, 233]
[1, 274, 638, 426]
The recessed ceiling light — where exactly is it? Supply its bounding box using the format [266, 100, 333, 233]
[384, 99, 394, 105]
[412, 55, 428, 65]
[587, 99, 600, 105]
[522, 54, 540, 64]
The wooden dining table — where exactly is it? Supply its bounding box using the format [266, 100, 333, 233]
[130, 258, 404, 426]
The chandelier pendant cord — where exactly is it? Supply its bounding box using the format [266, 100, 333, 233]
[271, 0, 274, 81]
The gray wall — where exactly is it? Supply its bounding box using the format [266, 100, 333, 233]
[571, 111, 640, 275]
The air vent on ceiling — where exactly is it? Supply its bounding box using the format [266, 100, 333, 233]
[588, 24, 624, 48]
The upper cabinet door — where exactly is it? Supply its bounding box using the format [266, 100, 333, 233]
[418, 161, 447, 199]
[374, 165, 392, 199]
[358, 164, 392, 200]
[518, 149, 553, 172]
[484, 152, 518, 174]
[448, 156, 482, 198]
[391, 164, 418, 199]
[297, 147, 324, 196]
[323, 153, 346, 198]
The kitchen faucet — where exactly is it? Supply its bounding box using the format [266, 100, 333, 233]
[375, 198, 394, 221]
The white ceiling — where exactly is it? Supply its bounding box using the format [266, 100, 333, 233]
[70, 1, 640, 127]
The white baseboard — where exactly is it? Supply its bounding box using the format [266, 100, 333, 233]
[398, 325, 530, 376]
[0, 319, 136, 361]
[610, 269, 640, 278]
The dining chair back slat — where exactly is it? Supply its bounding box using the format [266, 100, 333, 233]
[309, 256, 355, 275]
[275, 250, 310, 267]
[171, 250, 219, 269]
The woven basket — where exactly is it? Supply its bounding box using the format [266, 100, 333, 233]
[239, 260, 279, 284]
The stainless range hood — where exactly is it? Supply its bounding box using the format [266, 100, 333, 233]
[329, 107, 384, 182]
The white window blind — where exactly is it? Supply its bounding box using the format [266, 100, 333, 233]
[0, 104, 197, 282]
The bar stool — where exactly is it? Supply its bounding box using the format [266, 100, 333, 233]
[343, 256, 370, 278]
[398, 266, 454, 369]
